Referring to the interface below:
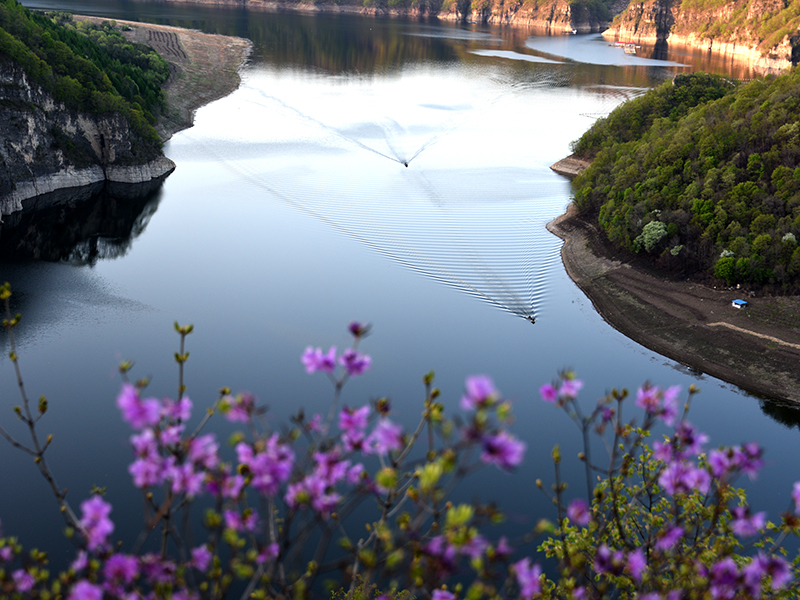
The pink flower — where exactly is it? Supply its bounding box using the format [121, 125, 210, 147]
[340, 348, 371, 376]
[79, 495, 114, 551]
[162, 396, 192, 422]
[236, 434, 295, 496]
[593, 545, 625, 576]
[221, 473, 245, 499]
[339, 405, 370, 434]
[480, 431, 525, 471]
[709, 558, 739, 599]
[188, 433, 220, 469]
[348, 321, 368, 337]
[743, 553, 792, 591]
[558, 378, 583, 399]
[364, 419, 404, 456]
[301, 346, 337, 374]
[224, 509, 243, 532]
[191, 544, 212, 571]
[257, 542, 279, 563]
[222, 392, 256, 423]
[139, 553, 176, 584]
[308, 413, 325, 433]
[635, 383, 660, 412]
[160, 424, 184, 446]
[660, 385, 681, 425]
[566, 498, 591, 526]
[460, 375, 499, 410]
[793, 481, 800, 514]
[732, 442, 763, 480]
[626, 549, 646, 581]
[347, 463, 365, 485]
[71, 550, 87, 571]
[539, 383, 558, 403]
[12, 569, 34, 592]
[68, 580, 103, 600]
[659, 461, 710, 495]
[514, 557, 542, 599]
[655, 525, 683, 551]
[116, 384, 161, 430]
[169, 462, 205, 498]
[432, 591, 456, 600]
[103, 553, 139, 584]
[709, 449, 732, 479]
[731, 505, 766, 537]
[496, 536, 512, 558]
[460, 534, 488, 559]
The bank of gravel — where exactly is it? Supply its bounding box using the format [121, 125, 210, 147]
[548, 204, 800, 405]
[76, 17, 253, 141]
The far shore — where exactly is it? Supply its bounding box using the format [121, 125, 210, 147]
[547, 203, 800, 405]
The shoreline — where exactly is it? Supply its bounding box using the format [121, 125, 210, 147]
[76, 16, 254, 142]
[547, 204, 800, 405]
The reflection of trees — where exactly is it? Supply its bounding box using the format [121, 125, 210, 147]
[759, 398, 800, 430]
[0, 178, 164, 265]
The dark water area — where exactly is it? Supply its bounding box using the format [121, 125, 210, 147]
[0, 180, 165, 264]
[4, 0, 798, 575]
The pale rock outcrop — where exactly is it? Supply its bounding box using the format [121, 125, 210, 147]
[604, 0, 797, 74]
[0, 60, 175, 217]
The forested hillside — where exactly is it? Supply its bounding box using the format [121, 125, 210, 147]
[572, 70, 800, 291]
[0, 0, 168, 148]
[671, 0, 800, 53]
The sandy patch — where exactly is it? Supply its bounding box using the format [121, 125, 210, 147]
[76, 16, 253, 141]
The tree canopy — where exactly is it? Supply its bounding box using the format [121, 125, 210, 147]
[0, 0, 168, 147]
[572, 70, 800, 290]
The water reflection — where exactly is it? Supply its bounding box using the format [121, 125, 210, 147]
[760, 399, 800, 430]
[0, 179, 164, 264]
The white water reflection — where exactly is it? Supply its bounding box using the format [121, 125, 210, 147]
[469, 49, 562, 64]
[526, 34, 690, 67]
[176, 65, 612, 322]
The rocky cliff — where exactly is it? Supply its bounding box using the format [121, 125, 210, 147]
[433, 0, 612, 29]
[0, 59, 175, 217]
[604, 0, 798, 73]
[152, 0, 612, 30]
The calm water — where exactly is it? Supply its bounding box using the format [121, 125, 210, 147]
[5, 0, 799, 569]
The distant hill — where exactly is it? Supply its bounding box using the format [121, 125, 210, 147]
[605, 0, 800, 72]
[571, 70, 800, 291]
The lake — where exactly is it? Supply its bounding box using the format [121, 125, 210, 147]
[5, 0, 800, 572]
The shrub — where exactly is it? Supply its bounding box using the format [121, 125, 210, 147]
[1, 281, 799, 599]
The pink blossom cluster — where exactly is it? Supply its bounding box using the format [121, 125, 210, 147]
[534, 376, 799, 600]
[460, 375, 526, 472]
[301, 345, 371, 377]
[5, 314, 800, 600]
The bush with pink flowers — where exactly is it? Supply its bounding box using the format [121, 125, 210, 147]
[1, 281, 799, 599]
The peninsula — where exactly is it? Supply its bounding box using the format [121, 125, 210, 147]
[550, 72, 800, 404]
[0, 1, 251, 218]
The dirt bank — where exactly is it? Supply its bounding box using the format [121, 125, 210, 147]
[547, 204, 800, 404]
[76, 16, 253, 141]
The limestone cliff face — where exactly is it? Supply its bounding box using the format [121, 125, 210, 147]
[154, 0, 610, 30]
[604, 0, 796, 73]
[445, 0, 611, 30]
[0, 59, 175, 216]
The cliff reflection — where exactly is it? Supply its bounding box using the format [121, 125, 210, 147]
[0, 178, 164, 265]
[760, 398, 800, 430]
